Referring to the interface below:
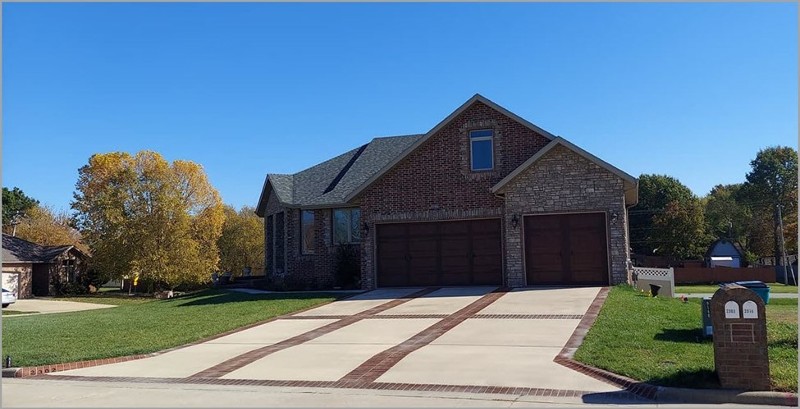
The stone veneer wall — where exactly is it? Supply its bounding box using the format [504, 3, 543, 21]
[501, 145, 630, 286]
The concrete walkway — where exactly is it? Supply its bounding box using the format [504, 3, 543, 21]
[4, 286, 662, 406]
[3, 299, 115, 316]
[681, 293, 797, 299]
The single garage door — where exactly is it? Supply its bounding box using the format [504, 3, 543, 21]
[376, 219, 502, 287]
[2, 272, 19, 294]
[524, 212, 608, 285]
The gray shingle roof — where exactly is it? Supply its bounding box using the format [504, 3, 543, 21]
[2, 234, 73, 263]
[258, 134, 423, 212]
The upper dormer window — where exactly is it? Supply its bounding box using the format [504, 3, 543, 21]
[470, 129, 494, 171]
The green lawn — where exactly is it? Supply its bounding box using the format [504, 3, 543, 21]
[2, 289, 337, 367]
[575, 285, 797, 392]
[52, 293, 160, 306]
[2, 310, 38, 316]
[675, 283, 798, 294]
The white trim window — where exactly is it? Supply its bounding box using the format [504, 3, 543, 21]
[301, 210, 315, 254]
[333, 208, 361, 244]
[470, 129, 494, 171]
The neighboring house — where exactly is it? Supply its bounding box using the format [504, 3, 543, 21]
[705, 239, 746, 268]
[1, 234, 89, 297]
[256, 94, 639, 290]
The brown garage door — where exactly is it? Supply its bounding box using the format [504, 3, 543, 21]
[376, 219, 502, 287]
[524, 213, 608, 285]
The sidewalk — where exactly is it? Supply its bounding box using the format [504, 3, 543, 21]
[680, 293, 797, 299]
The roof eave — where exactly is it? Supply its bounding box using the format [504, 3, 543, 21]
[255, 175, 291, 217]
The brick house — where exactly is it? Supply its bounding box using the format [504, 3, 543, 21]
[255, 94, 638, 290]
[2, 234, 90, 298]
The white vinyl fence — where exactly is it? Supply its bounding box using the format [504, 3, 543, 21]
[632, 266, 675, 298]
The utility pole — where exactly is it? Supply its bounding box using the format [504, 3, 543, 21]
[10, 211, 21, 237]
[776, 205, 796, 285]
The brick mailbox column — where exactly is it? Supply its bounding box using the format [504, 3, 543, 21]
[710, 284, 770, 390]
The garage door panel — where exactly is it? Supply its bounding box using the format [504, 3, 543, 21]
[377, 219, 502, 287]
[441, 273, 471, 286]
[440, 222, 469, 236]
[525, 213, 608, 286]
[409, 273, 439, 287]
[378, 224, 406, 237]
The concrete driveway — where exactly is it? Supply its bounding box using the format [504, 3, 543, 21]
[4, 299, 115, 316]
[40, 286, 622, 402]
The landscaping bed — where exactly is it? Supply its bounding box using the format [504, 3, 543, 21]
[574, 285, 797, 392]
[2, 289, 337, 367]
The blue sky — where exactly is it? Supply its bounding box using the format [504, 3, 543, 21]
[3, 3, 797, 213]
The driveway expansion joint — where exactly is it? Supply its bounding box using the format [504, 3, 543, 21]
[187, 287, 443, 379]
[338, 287, 510, 383]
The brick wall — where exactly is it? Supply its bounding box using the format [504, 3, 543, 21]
[501, 145, 629, 286]
[263, 192, 356, 290]
[359, 101, 551, 289]
[1, 263, 33, 299]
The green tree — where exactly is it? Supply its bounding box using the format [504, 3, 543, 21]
[704, 183, 752, 240]
[630, 174, 709, 260]
[217, 205, 265, 276]
[742, 146, 798, 262]
[2, 187, 39, 227]
[72, 151, 225, 290]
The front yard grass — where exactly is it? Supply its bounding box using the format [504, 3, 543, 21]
[574, 285, 797, 392]
[2, 289, 337, 367]
[675, 283, 798, 294]
[2, 310, 38, 316]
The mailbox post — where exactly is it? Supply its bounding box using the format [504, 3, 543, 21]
[710, 284, 770, 390]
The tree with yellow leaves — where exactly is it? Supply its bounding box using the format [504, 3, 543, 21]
[10, 204, 88, 253]
[218, 205, 265, 276]
[72, 151, 224, 290]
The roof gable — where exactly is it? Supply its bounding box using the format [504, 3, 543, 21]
[705, 239, 745, 259]
[343, 94, 556, 202]
[255, 134, 423, 215]
[2, 234, 81, 263]
[491, 137, 639, 205]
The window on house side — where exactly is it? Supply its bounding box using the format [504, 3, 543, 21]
[275, 212, 285, 271]
[470, 129, 494, 171]
[333, 208, 361, 244]
[301, 210, 315, 254]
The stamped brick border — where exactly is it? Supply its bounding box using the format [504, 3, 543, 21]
[552, 287, 661, 400]
[552, 287, 799, 406]
[3, 289, 371, 378]
[39, 374, 594, 399]
[340, 287, 509, 383]
[188, 287, 442, 378]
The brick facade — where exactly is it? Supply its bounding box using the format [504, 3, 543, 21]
[263, 192, 359, 290]
[710, 286, 770, 390]
[261, 99, 635, 291]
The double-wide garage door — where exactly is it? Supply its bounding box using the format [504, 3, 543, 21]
[376, 219, 502, 287]
[524, 212, 609, 285]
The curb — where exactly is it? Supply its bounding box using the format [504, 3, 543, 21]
[655, 386, 798, 406]
[554, 287, 798, 407]
[2, 368, 20, 378]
